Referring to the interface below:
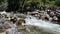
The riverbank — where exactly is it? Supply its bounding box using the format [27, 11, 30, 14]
[0, 11, 60, 34]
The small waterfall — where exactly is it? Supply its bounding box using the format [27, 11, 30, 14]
[25, 16, 60, 34]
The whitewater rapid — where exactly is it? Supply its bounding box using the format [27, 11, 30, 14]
[0, 11, 60, 34]
[25, 16, 60, 34]
[6, 14, 60, 34]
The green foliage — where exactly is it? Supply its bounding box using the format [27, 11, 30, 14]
[0, 0, 8, 10]
[21, 0, 40, 6]
[55, 0, 60, 6]
[19, 0, 41, 10]
[45, 0, 55, 8]
[0, 0, 60, 11]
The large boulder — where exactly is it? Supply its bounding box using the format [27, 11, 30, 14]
[16, 18, 26, 26]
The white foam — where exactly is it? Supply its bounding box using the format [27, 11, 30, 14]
[25, 16, 60, 34]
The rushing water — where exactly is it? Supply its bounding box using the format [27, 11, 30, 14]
[25, 15, 60, 34]
[6, 15, 60, 34]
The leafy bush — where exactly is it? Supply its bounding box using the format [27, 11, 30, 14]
[0, 0, 8, 10]
[1, 0, 60, 11]
[55, 0, 60, 6]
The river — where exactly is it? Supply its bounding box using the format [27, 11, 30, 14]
[6, 15, 60, 34]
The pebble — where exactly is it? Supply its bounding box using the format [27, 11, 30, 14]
[49, 17, 53, 21]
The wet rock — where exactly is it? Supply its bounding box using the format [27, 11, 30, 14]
[26, 12, 31, 15]
[16, 18, 26, 26]
[48, 17, 53, 21]
[15, 14, 26, 19]
[32, 11, 39, 14]
[56, 12, 60, 21]
[50, 12, 55, 17]
[36, 10, 40, 12]
[46, 10, 51, 15]
[0, 31, 7, 34]
[53, 16, 58, 21]
[0, 11, 7, 18]
[6, 17, 11, 21]
[6, 31, 10, 34]
[0, 11, 7, 15]
[34, 14, 39, 17]
[41, 15, 45, 20]
[10, 16, 17, 24]
[5, 14, 12, 18]
[45, 14, 50, 19]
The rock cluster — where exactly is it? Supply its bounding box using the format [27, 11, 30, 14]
[27, 9, 60, 23]
[0, 11, 27, 34]
[0, 10, 60, 34]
